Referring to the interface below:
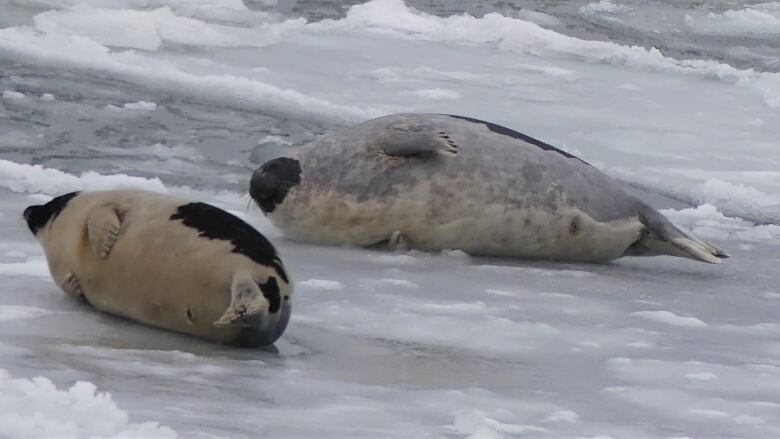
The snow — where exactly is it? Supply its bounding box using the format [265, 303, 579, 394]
[2, 90, 26, 100]
[579, 1, 631, 15]
[0, 369, 177, 438]
[631, 311, 708, 328]
[121, 101, 157, 110]
[1, 0, 779, 437]
[685, 3, 780, 36]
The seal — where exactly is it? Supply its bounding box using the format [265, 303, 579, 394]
[249, 113, 729, 264]
[23, 189, 293, 347]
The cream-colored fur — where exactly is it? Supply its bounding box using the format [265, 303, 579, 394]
[273, 180, 644, 263]
[36, 190, 292, 344]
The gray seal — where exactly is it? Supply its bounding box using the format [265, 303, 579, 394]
[24, 190, 293, 347]
[249, 113, 728, 264]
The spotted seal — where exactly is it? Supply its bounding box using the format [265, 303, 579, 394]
[24, 190, 293, 346]
[249, 113, 728, 264]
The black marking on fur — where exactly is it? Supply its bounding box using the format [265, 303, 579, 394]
[569, 216, 582, 235]
[446, 115, 588, 164]
[23, 191, 80, 235]
[250, 157, 302, 214]
[169, 202, 288, 283]
[259, 277, 281, 314]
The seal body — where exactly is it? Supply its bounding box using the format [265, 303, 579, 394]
[250, 113, 727, 264]
[24, 190, 293, 346]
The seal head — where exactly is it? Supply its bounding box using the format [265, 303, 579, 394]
[249, 157, 301, 214]
[24, 192, 80, 235]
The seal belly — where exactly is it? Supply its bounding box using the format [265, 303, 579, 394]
[33, 191, 293, 346]
[274, 178, 644, 262]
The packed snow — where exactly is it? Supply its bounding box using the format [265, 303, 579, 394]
[1, 0, 779, 438]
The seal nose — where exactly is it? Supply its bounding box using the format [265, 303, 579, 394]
[249, 168, 279, 214]
[23, 206, 33, 222]
[233, 300, 292, 348]
[249, 169, 277, 202]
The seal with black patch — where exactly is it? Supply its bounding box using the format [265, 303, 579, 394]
[249, 113, 728, 264]
[23, 190, 293, 347]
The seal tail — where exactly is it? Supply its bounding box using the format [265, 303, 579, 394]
[626, 203, 730, 264]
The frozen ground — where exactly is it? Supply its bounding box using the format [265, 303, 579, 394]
[1, 0, 779, 438]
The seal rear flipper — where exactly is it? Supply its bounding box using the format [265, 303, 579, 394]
[214, 271, 269, 327]
[627, 203, 729, 264]
[87, 204, 123, 258]
[388, 230, 410, 251]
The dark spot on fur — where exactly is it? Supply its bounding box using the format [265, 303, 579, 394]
[170, 202, 288, 283]
[250, 157, 302, 214]
[446, 115, 589, 164]
[569, 216, 582, 235]
[523, 218, 531, 227]
[259, 277, 281, 314]
[186, 308, 194, 323]
[23, 191, 80, 235]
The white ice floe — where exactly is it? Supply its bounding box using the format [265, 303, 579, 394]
[685, 3, 780, 36]
[631, 311, 708, 328]
[452, 410, 549, 437]
[541, 410, 580, 424]
[315, 0, 780, 110]
[2, 90, 26, 101]
[579, 1, 632, 15]
[661, 204, 780, 244]
[0, 369, 176, 439]
[0, 26, 384, 122]
[0, 159, 167, 196]
[122, 100, 157, 110]
[410, 88, 461, 100]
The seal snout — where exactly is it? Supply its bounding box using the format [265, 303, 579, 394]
[249, 157, 302, 214]
[23, 204, 49, 236]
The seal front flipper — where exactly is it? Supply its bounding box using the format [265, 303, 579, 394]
[388, 230, 410, 252]
[214, 270, 270, 327]
[61, 272, 84, 299]
[377, 122, 458, 157]
[627, 203, 729, 264]
[86, 204, 123, 258]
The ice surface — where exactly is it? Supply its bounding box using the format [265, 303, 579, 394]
[1, 0, 780, 438]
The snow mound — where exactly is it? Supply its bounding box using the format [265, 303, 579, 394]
[34, 5, 277, 51]
[579, 1, 631, 15]
[631, 311, 708, 328]
[685, 3, 780, 36]
[661, 204, 780, 244]
[452, 410, 548, 437]
[0, 369, 176, 438]
[0, 160, 167, 196]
